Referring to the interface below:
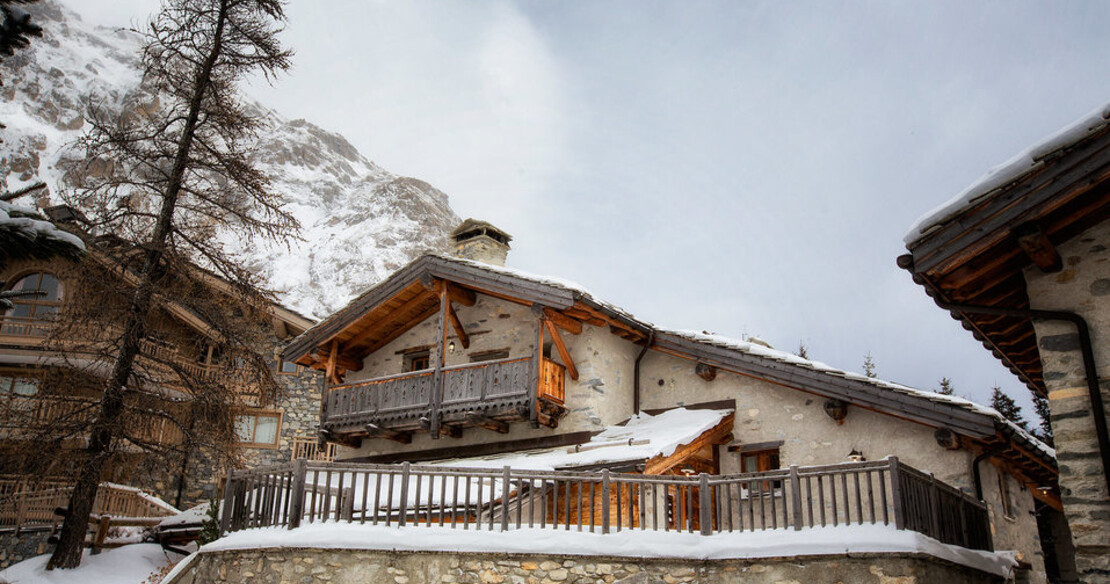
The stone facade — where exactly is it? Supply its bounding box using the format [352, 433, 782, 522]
[1023, 219, 1110, 582]
[169, 548, 1006, 584]
[0, 530, 52, 570]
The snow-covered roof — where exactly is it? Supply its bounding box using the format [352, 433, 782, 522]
[0, 199, 86, 252]
[294, 253, 1054, 465]
[429, 407, 732, 471]
[904, 100, 1110, 245]
[657, 329, 1054, 460]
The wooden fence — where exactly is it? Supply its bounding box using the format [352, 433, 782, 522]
[0, 480, 178, 533]
[220, 457, 992, 551]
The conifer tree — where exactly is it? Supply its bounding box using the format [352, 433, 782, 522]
[46, 0, 294, 569]
[796, 341, 809, 360]
[936, 377, 954, 396]
[989, 386, 1030, 432]
[862, 352, 877, 378]
[1032, 393, 1054, 446]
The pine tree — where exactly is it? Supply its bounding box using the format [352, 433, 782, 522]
[862, 352, 877, 378]
[46, 0, 294, 569]
[989, 386, 1030, 432]
[1032, 393, 1054, 447]
[196, 499, 221, 546]
[936, 377, 954, 396]
[796, 341, 809, 360]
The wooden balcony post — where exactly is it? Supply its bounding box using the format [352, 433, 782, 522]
[888, 457, 905, 530]
[501, 466, 511, 532]
[789, 465, 804, 531]
[698, 474, 712, 535]
[530, 306, 544, 428]
[601, 469, 611, 534]
[398, 462, 411, 527]
[288, 459, 307, 530]
[431, 282, 447, 439]
[219, 470, 238, 535]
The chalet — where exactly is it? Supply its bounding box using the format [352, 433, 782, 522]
[283, 219, 1062, 583]
[901, 102, 1110, 583]
[0, 208, 326, 514]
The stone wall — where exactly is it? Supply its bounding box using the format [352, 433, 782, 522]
[0, 530, 52, 570]
[638, 350, 1047, 582]
[170, 548, 1006, 584]
[1023, 219, 1110, 581]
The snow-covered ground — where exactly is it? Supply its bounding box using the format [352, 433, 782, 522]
[191, 522, 1017, 579]
[0, 544, 188, 584]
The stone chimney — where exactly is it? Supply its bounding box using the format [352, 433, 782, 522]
[450, 219, 512, 266]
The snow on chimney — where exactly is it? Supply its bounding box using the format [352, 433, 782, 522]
[450, 219, 512, 266]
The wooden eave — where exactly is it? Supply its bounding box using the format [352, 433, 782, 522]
[905, 126, 1110, 397]
[284, 255, 651, 370]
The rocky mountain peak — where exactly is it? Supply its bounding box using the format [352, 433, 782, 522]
[0, 0, 460, 319]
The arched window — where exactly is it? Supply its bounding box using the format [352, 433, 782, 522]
[3, 272, 64, 332]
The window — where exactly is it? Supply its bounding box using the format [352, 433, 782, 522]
[235, 411, 281, 447]
[3, 273, 63, 334]
[404, 350, 430, 372]
[277, 358, 299, 374]
[741, 449, 780, 474]
[997, 473, 1015, 519]
[0, 376, 39, 396]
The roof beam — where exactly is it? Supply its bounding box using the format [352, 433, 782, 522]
[544, 318, 578, 381]
[1013, 222, 1062, 272]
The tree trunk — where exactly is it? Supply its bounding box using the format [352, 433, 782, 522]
[46, 0, 230, 568]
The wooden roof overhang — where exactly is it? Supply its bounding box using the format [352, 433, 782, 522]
[283, 255, 651, 372]
[651, 331, 1060, 507]
[901, 126, 1110, 398]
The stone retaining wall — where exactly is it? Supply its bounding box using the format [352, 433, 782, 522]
[169, 548, 1006, 584]
[0, 530, 52, 569]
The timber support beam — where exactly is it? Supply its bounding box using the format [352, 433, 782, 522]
[543, 318, 579, 380]
[466, 412, 510, 434]
[365, 423, 412, 444]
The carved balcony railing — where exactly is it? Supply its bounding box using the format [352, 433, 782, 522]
[322, 357, 566, 436]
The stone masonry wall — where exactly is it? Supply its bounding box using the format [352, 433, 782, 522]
[639, 350, 1047, 583]
[0, 530, 52, 570]
[1024, 219, 1110, 582]
[171, 548, 1006, 584]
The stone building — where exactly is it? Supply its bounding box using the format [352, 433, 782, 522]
[284, 220, 1061, 583]
[901, 103, 1110, 583]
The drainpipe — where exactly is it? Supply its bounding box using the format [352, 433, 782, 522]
[973, 444, 1006, 501]
[633, 331, 655, 414]
[899, 254, 1110, 495]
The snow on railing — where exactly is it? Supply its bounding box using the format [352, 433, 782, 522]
[221, 458, 992, 551]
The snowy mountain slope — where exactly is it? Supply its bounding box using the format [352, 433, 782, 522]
[0, 1, 460, 319]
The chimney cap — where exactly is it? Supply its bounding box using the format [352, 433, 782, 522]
[450, 218, 512, 245]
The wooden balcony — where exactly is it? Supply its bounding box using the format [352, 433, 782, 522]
[0, 314, 260, 399]
[0, 393, 185, 447]
[322, 356, 566, 439]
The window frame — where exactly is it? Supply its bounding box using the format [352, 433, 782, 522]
[3, 271, 64, 324]
[276, 356, 300, 375]
[234, 409, 283, 449]
[403, 350, 431, 373]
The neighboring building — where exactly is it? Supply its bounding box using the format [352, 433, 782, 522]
[0, 222, 325, 510]
[901, 103, 1110, 583]
[284, 220, 1062, 583]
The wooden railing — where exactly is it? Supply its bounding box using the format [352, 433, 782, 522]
[323, 356, 565, 433]
[220, 457, 992, 551]
[292, 437, 339, 462]
[0, 394, 185, 446]
[0, 480, 178, 533]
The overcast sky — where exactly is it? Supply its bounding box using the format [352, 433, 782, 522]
[64, 0, 1110, 419]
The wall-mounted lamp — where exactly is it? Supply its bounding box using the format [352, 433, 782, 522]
[847, 449, 865, 463]
[448, 341, 456, 353]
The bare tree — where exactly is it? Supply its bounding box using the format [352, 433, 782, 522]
[46, 0, 294, 569]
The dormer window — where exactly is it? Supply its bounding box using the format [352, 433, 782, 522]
[2, 272, 64, 335]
